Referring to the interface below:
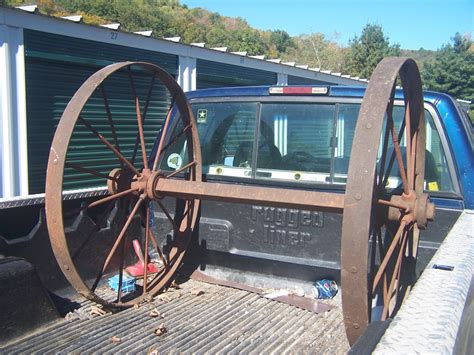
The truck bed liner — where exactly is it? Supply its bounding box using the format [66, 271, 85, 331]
[1, 279, 349, 353]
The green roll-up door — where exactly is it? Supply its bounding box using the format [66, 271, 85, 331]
[197, 59, 277, 89]
[24, 30, 178, 194]
[288, 75, 334, 85]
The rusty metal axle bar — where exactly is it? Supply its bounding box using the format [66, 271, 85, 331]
[155, 178, 345, 212]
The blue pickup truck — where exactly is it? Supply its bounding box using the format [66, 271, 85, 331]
[176, 84, 473, 279]
[0, 60, 473, 352]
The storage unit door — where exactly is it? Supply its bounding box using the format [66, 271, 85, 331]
[24, 30, 178, 193]
[197, 59, 277, 89]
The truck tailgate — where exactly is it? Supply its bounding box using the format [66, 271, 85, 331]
[1, 279, 349, 353]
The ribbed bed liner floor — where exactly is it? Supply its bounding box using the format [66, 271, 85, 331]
[2, 279, 349, 353]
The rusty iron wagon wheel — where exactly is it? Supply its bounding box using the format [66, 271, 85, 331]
[45, 62, 201, 308]
[341, 57, 434, 344]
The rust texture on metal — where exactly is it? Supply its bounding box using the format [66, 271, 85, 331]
[154, 179, 344, 212]
[341, 57, 434, 344]
[45, 58, 434, 345]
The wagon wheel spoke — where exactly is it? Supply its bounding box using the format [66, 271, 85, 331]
[62, 187, 136, 219]
[131, 74, 156, 165]
[149, 228, 169, 270]
[65, 162, 117, 181]
[156, 200, 178, 232]
[152, 96, 176, 171]
[377, 121, 392, 189]
[135, 201, 170, 283]
[377, 84, 396, 189]
[78, 115, 139, 175]
[377, 199, 408, 210]
[116, 228, 127, 302]
[381, 120, 406, 190]
[100, 84, 121, 152]
[369, 227, 378, 279]
[411, 224, 420, 258]
[87, 188, 138, 209]
[159, 124, 191, 158]
[376, 231, 389, 298]
[70, 200, 117, 261]
[143, 203, 151, 294]
[382, 226, 409, 320]
[93, 197, 144, 290]
[389, 115, 410, 195]
[408, 129, 418, 189]
[165, 160, 197, 179]
[372, 220, 407, 293]
[90, 196, 143, 293]
[128, 68, 149, 170]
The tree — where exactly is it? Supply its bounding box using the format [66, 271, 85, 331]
[282, 33, 346, 72]
[345, 24, 400, 79]
[422, 33, 473, 112]
[270, 30, 294, 54]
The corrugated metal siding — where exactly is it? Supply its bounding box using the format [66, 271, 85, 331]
[288, 75, 333, 85]
[287, 113, 334, 159]
[197, 59, 277, 89]
[24, 30, 178, 193]
[24, 30, 178, 73]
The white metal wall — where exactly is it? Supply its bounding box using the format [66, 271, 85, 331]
[0, 24, 28, 198]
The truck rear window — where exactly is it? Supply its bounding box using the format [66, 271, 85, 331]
[161, 100, 455, 193]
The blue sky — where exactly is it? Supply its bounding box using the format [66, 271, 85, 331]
[181, 0, 473, 50]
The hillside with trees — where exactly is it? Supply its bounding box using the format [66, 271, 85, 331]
[2, 0, 473, 114]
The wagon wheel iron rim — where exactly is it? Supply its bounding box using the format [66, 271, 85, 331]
[341, 57, 435, 345]
[45, 61, 201, 308]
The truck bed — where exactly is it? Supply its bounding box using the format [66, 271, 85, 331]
[1, 279, 349, 353]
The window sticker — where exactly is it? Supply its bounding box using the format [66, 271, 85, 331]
[197, 109, 208, 123]
[167, 153, 183, 170]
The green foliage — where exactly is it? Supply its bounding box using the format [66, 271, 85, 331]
[270, 30, 295, 53]
[422, 33, 474, 108]
[2, 0, 25, 6]
[53, 0, 271, 55]
[400, 48, 435, 71]
[345, 24, 401, 79]
[284, 33, 346, 72]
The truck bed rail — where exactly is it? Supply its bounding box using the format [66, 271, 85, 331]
[0, 187, 107, 209]
[374, 211, 474, 353]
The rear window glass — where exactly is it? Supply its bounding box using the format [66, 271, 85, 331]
[194, 102, 258, 178]
[162, 100, 455, 193]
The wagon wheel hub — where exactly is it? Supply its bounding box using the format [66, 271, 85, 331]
[148, 171, 164, 200]
[384, 191, 435, 227]
[128, 168, 152, 196]
[107, 168, 135, 195]
[107, 168, 164, 201]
